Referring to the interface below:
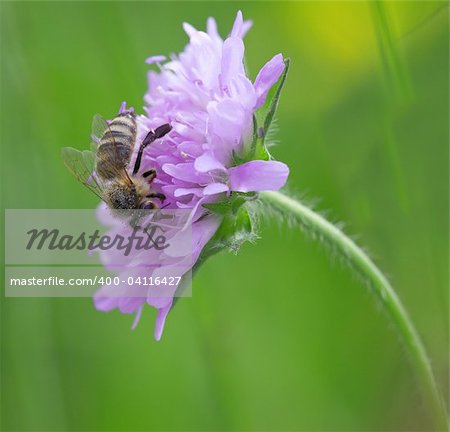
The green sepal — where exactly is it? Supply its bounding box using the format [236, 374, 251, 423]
[263, 57, 290, 136]
[203, 192, 256, 216]
[205, 204, 256, 255]
[251, 115, 270, 161]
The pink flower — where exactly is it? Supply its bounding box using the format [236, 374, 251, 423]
[94, 11, 289, 340]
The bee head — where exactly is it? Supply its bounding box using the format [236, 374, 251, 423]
[139, 200, 156, 210]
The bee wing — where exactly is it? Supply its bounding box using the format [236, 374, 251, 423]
[91, 114, 109, 147]
[90, 113, 133, 184]
[61, 146, 106, 202]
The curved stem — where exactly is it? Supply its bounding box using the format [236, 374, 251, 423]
[260, 191, 448, 431]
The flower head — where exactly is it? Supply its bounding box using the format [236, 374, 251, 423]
[94, 11, 289, 340]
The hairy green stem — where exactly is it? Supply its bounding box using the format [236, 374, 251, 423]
[260, 191, 448, 431]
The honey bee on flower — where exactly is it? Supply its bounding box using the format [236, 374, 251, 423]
[64, 11, 289, 340]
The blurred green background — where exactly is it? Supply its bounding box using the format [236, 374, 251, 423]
[1, 1, 448, 431]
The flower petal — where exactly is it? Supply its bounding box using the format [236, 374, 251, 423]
[241, 20, 253, 38]
[195, 153, 226, 173]
[131, 306, 143, 330]
[183, 22, 198, 37]
[119, 296, 145, 314]
[174, 187, 204, 198]
[145, 55, 166, 64]
[220, 37, 245, 90]
[230, 10, 244, 37]
[154, 299, 173, 341]
[207, 17, 222, 44]
[94, 294, 119, 311]
[207, 99, 247, 148]
[162, 162, 210, 183]
[203, 182, 229, 195]
[229, 11, 253, 39]
[228, 160, 289, 192]
[254, 53, 285, 108]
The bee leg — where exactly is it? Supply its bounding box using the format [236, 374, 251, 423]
[153, 123, 172, 139]
[143, 169, 156, 182]
[132, 144, 146, 175]
[146, 192, 166, 202]
[132, 124, 172, 175]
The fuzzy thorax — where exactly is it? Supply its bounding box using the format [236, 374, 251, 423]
[104, 176, 153, 209]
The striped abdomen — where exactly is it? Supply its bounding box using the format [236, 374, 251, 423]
[96, 112, 137, 180]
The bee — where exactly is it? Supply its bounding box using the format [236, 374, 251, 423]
[62, 111, 171, 210]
